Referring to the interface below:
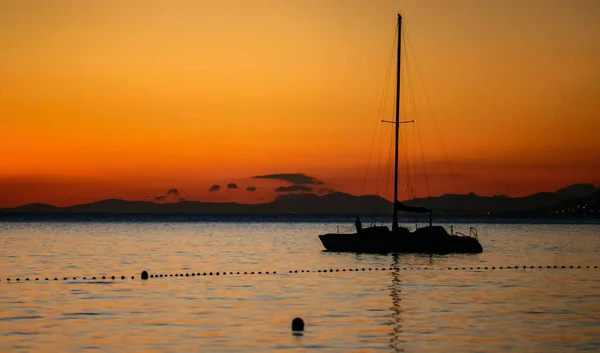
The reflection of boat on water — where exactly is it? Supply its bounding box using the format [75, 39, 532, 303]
[386, 254, 403, 352]
[318, 14, 482, 254]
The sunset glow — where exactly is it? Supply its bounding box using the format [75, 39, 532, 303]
[1, 0, 599, 207]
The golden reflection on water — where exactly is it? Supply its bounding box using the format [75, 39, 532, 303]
[0, 222, 599, 352]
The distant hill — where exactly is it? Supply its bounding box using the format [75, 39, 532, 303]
[524, 190, 600, 217]
[403, 183, 599, 216]
[1, 184, 598, 217]
[0, 193, 392, 215]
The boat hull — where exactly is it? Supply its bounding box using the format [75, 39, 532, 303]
[319, 226, 483, 254]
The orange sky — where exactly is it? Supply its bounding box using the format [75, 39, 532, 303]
[1, 0, 599, 207]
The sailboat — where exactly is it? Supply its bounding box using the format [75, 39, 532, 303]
[318, 14, 483, 254]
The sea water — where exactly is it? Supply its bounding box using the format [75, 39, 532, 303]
[1, 219, 599, 352]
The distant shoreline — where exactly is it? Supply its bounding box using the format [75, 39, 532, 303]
[0, 212, 597, 224]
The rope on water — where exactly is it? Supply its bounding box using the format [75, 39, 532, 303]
[1, 265, 597, 283]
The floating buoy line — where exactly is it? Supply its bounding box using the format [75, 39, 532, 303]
[1, 265, 597, 283]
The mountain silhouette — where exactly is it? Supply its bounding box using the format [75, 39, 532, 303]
[523, 189, 600, 217]
[1, 184, 597, 217]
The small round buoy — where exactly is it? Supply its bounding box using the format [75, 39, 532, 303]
[112, 276, 115, 280]
[150, 275, 154, 278]
[16, 278, 20, 281]
[186, 273, 189, 277]
[92, 277, 96, 280]
[192, 273, 195, 276]
[141, 271, 149, 280]
[216, 272, 220, 276]
[291, 317, 305, 334]
[26, 278, 29, 281]
[121, 276, 125, 279]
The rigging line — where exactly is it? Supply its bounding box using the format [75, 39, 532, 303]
[404, 26, 460, 194]
[412, 123, 417, 198]
[415, 117, 431, 197]
[382, 120, 395, 208]
[376, 120, 384, 196]
[359, 24, 398, 200]
[403, 27, 419, 199]
[399, 25, 415, 199]
[401, 32, 413, 199]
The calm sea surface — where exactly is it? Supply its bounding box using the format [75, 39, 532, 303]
[1, 219, 599, 352]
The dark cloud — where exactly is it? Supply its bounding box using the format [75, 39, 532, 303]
[151, 188, 183, 203]
[252, 173, 323, 185]
[246, 186, 257, 192]
[208, 184, 221, 192]
[275, 185, 313, 193]
[318, 188, 336, 195]
[227, 183, 238, 189]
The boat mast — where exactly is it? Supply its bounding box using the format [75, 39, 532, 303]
[392, 14, 402, 232]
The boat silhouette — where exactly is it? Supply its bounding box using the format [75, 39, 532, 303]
[319, 14, 483, 254]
